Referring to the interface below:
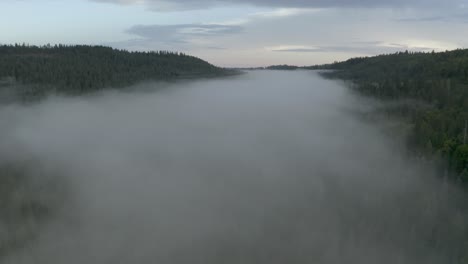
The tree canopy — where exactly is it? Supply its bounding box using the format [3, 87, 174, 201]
[0, 44, 232, 98]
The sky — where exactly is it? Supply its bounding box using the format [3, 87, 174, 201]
[1, 0, 468, 67]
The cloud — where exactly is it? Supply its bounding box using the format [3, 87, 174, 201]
[250, 8, 318, 18]
[104, 4, 320, 54]
[274, 48, 321, 52]
[92, 0, 467, 11]
[127, 23, 243, 39]
[397, 12, 468, 23]
[267, 45, 320, 52]
[266, 41, 451, 55]
[110, 23, 243, 50]
[397, 16, 447, 22]
[105, 5, 312, 52]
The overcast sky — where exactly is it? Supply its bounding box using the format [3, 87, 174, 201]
[1, 0, 468, 66]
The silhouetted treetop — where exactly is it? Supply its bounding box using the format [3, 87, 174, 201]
[0, 44, 233, 96]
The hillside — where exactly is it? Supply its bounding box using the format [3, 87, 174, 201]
[313, 49, 468, 182]
[0, 44, 233, 98]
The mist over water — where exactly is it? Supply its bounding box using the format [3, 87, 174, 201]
[2, 71, 467, 263]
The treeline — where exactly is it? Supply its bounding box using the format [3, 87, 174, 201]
[265, 65, 299, 70]
[0, 44, 232, 98]
[315, 49, 468, 183]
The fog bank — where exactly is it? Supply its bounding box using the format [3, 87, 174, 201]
[2, 71, 467, 263]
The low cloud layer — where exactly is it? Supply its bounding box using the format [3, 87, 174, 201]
[2, 71, 468, 263]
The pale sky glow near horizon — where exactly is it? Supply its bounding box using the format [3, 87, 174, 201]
[1, 0, 468, 67]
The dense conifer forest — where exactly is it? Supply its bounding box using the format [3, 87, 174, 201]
[265, 65, 299, 70]
[0, 44, 232, 98]
[312, 49, 468, 183]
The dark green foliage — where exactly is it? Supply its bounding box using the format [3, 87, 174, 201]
[315, 49, 468, 182]
[0, 44, 232, 98]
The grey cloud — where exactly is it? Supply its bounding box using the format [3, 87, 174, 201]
[397, 12, 468, 23]
[273, 48, 322, 52]
[93, 0, 467, 11]
[127, 24, 243, 39]
[103, 38, 188, 52]
[109, 24, 243, 50]
[272, 42, 434, 54]
[351, 41, 385, 46]
[397, 16, 447, 22]
[204, 46, 228, 50]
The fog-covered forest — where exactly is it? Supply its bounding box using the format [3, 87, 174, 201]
[2, 69, 468, 263]
[0, 44, 234, 259]
[3, 44, 468, 263]
[312, 49, 468, 184]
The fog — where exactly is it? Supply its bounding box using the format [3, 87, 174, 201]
[2, 71, 467, 263]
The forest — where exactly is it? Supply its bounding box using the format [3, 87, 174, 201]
[0, 44, 232, 99]
[311, 49, 468, 184]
